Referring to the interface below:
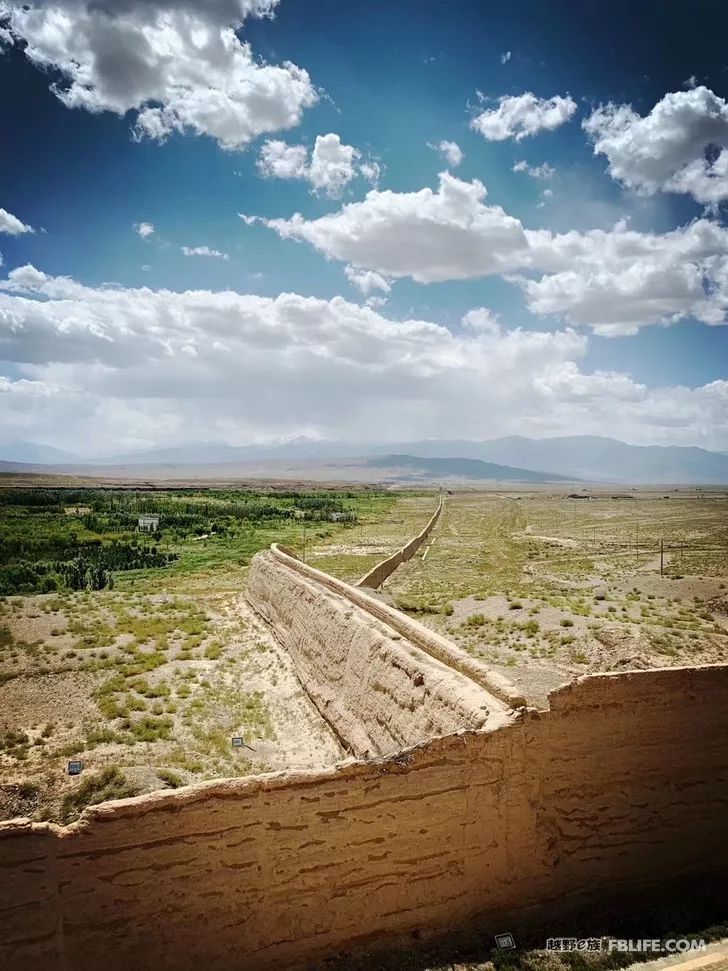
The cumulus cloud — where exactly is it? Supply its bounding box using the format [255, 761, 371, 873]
[344, 265, 392, 296]
[359, 161, 382, 186]
[244, 172, 529, 283]
[134, 222, 155, 239]
[243, 171, 728, 333]
[513, 160, 555, 179]
[181, 245, 229, 260]
[583, 86, 728, 204]
[428, 140, 464, 167]
[257, 133, 369, 198]
[500, 50, 511, 64]
[1, 0, 318, 150]
[0, 208, 34, 235]
[471, 92, 577, 141]
[462, 307, 500, 333]
[522, 218, 728, 334]
[2, 266, 725, 451]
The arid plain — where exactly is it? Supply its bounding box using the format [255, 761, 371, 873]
[1, 482, 726, 824]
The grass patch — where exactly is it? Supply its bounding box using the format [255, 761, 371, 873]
[60, 766, 139, 823]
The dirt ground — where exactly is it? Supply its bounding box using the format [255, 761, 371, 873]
[378, 492, 728, 707]
[3, 486, 727, 819]
[0, 588, 342, 822]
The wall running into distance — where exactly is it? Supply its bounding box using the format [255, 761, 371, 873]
[3, 520, 728, 971]
[2, 666, 728, 971]
[355, 495, 443, 590]
[255, 543, 525, 709]
[247, 546, 512, 756]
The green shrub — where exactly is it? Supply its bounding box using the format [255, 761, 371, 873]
[60, 766, 139, 823]
[157, 768, 184, 789]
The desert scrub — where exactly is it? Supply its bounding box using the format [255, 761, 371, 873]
[0, 729, 30, 759]
[157, 768, 184, 789]
[60, 766, 139, 823]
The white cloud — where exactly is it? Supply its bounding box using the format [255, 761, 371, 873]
[135, 222, 155, 239]
[0, 208, 34, 235]
[429, 140, 463, 167]
[462, 307, 500, 334]
[537, 187, 554, 208]
[181, 245, 229, 260]
[583, 86, 728, 204]
[359, 160, 382, 186]
[257, 133, 363, 198]
[513, 160, 555, 179]
[344, 265, 391, 296]
[471, 92, 577, 141]
[500, 50, 511, 64]
[244, 172, 728, 333]
[308, 134, 360, 197]
[2, 1, 318, 150]
[257, 140, 309, 180]
[0, 265, 726, 451]
[245, 172, 529, 283]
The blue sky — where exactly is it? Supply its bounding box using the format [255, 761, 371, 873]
[0, 0, 727, 455]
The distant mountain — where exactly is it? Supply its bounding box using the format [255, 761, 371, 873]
[2, 435, 727, 484]
[366, 454, 575, 483]
[368, 436, 728, 485]
[0, 440, 83, 464]
[93, 437, 362, 465]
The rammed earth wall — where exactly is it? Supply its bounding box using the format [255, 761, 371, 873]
[2, 666, 727, 971]
[2, 530, 728, 971]
[355, 495, 443, 590]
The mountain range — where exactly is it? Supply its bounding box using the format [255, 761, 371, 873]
[1, 435, 728, 484]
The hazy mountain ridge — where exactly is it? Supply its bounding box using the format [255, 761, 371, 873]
[1, 435, 728, 484]
[366, 454, 575, 483]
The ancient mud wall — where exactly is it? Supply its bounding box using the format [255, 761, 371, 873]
[2, 665, 728, 971]
[254, 543, 525, 708]
[356, 495, 443, 590]
[247, 546, 512, 757]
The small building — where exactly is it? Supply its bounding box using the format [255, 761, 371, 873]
[138, 515, 160, 531]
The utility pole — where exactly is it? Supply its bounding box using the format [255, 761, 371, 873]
[635, 524, 639, 561]
[302, 520, 307, 563]
[660, 537, 664, 576]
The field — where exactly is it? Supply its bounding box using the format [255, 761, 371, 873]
[377, 491, 728, 705]
[2, 482, 727, 822]
[0, 483, 423, 822]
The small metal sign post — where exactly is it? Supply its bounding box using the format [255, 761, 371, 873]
[232, 737, 254, 752]
[67, 761, 84, 776]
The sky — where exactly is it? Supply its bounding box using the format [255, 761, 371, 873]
[1, 0, 727, 457]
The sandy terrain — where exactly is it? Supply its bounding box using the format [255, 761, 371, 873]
[0, 590, 342, 821]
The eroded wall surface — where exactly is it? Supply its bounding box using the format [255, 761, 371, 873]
[3, 530, 728, 971]
[247, 546, 510, 756]
[253, 543, 525, 709]
[2, 666, 728, 971]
